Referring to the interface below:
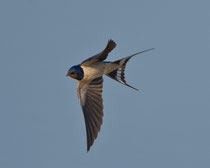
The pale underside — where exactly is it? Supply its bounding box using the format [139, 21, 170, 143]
[81, 61, 120, 81]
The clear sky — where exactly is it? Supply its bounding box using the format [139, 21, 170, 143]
[0, 0, 210, 168]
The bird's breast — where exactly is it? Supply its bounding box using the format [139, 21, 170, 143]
[81, 62, 106, 81]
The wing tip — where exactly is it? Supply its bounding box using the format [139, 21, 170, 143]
[87, 146, 91, 152]
[106, 39, 117, 51]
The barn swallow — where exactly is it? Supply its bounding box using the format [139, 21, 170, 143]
[66, 40, 154, 152]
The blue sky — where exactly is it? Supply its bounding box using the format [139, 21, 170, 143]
[0, 0, 210, 168]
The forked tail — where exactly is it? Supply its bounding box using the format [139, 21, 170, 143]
[106, 48, 154, 90]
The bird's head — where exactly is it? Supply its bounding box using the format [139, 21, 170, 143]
[66, 65, 84, 80]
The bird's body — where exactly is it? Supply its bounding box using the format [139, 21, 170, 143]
[81, 62, 106, 81]
[66, 40, 154, 151]
[81, 61, 124, 81]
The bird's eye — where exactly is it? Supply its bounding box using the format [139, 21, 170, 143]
[71, 72, 74, 74]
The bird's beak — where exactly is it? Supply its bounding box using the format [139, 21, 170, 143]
[66, 71, 71, 77]
[66, 71, 77, 79]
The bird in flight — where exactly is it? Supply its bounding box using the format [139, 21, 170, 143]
[66, 39, 154, 152]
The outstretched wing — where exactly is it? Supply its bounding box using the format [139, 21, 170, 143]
[81, 40, 116, 66]
[77, 77, 104, 151]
